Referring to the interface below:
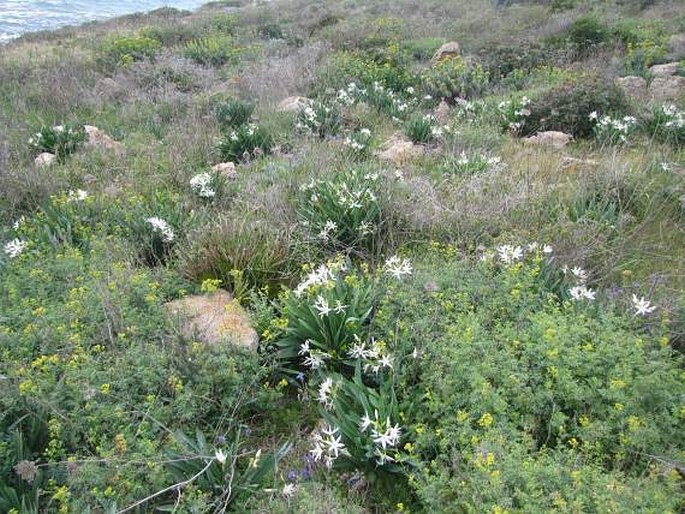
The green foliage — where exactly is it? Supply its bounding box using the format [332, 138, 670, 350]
[216, 123, 273, 162]
[567, 16, 611, 56]
[643, 104, 685, 146]
[270, 258, 376, 376]
[257, 23, 284, 40]
[522, 76, 631, 138]
[297, 168, 383, 253]
[404, 114, 436, 144]
[295, 100, 343, 139]
[477, 42, 568, 84]
[624, 40, 668, 76]
[373, 248, 685, 512]
[179, 215, 296, 296]
[343, 128, 374, 160]
[213, 98, 255, 131]
[28, 123, 85, 162]
[97, 33, 161, 70]
[319, 52, 417, 94]
[421, 56, 490, 102]
[184, 35, 242, 66]
[402, 37, 444, 61]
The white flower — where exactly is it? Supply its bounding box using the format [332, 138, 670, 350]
[310, 423, 347, 468]
[215, 448, 227, 465]
[589, 111, 598, 121]
[383, 255, 412, 279]
[317, 377, 334, 408]
[12, 216, 26, 231]
[371, 419, 402, 449]
[190, 172, 216, 198]
[631, 294, 656, 316]
[570, 266, 588, 283]
[313, 295, 332, 317]
[298, 339, 311, 356]
[378, 353, 393, 370]
[303, 350, 330, 369]
[67, 189, 89, 202]
[360, 412, 374, 432]
[569, 285, 596, 302]
[333, 300, 347, 314]
[496, 245, 523, 265]
[146, 217, 174, 242]
[294, 264, 335, 297]
[348, 338, 369, 359]
[282, 483, 298, 499]
[543, 244, 553, 254]
[4, 238, 27, 258]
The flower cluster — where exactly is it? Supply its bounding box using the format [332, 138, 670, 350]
[498, 96, 530, 134]
[359, 410, 402, 465]
[383, 255, 413, 280]
[310, 424, 348, 469]
[146, 216, 175, 242]
[453, 98, 486, 120]
[66, 189, 89, 202]
[481, 241, 552, 266]
[449, 151, 504, 175]
[295, 101, 342, 138]
[3, 238, 27, 259]
[299, 339, 332, 370]
[343, 128, 372, 157]
[563, 265, 596, 302]
[589, 112, 638, 144]
[349, 336, 394, 374]
[293, 260, 344, 297]
[189, 172, 216, 198]
[631, 294, 656, 316]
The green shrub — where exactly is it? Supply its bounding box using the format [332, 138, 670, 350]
[404, 114, 436, 144]
[257, 23, 284, 40]
[343, 128, 374, 160]
[421, 56, 490, 102]
[477, 42, 568, 84]
[28, 123, 85, 162]
[567, 16, 611, 56]
[216, 123, 273, 162]
[318, 52, 417, 95]
[213, 98, 255, 131]
[624, 40, 668, 76]
[185, 35, 241, 66]
[403, 37, 444, 61]
[522, 77, 630, 138]
[179, 215, 296, 296]
[98, 33, 161, 70]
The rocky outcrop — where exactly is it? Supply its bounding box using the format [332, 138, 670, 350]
[616, 76, 647, 100]
[211, 162, 238, 180]
[523, 131, 573, 149]
[165, 290, 258, 351]
[668, 34, 685, 60]
[35, 152, 56, 167]
[433, 100, 451, 124]
[277, 96, 312, 113]
[649, 62, 679, 77]
[84, 125, 123, 153]
[431, 42, 461, 63]
[375, 134, 424, 164]
[649, 75, 685, 101]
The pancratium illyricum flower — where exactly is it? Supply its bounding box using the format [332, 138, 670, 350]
[190, 172, 216, 198]
[3, 238, 27, 259]
[383, 255, 412, 280]
[310, 423, 347, 469]
[146, 217, 175, 242]
[569, 285, 596, 302]
[631, 294, 657, 316]
[496, 245, 523, 265]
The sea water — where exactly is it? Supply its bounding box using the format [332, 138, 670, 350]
[0, 0, 209, 43]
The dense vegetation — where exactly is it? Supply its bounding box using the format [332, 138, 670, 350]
[0, 0, 683, 512]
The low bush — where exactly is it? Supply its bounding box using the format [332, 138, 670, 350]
[213, 98, 255, 132]
[522, 76, 631, 138]
[97, 32, 161, 71]
[643, 104, 685, 147]
[185, 35, 242, 66]
[566, 16, 611, 56]
[216, 123, 273, 162]
[28, 123, 85, 162]
[295, 100, 343, 139]
[421, 56, 490, 103]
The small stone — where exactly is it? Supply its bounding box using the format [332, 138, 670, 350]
[35, 152, 56, 167]
[431, 41, 461, 63]
[165, 290, 258, 351]
[83, 174, 97, 184]
[211, 161, 238, 180]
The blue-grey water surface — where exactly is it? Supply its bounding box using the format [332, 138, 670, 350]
[0, 1, 208, 43]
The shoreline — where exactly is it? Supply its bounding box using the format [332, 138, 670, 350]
[0, 1, 214, 46]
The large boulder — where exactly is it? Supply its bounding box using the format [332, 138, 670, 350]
[34, 152, 56, 167]
[165, 290, 258, 351]
[649, 62, 679, 77]
[375, 134, 424, 164]
[84, 125, 124, 153]
[523, 131, 573, 149]
[431, 41, 461, 63]
[616, 76, 647, 100]
[649, 75, 685, 101]
[277, 96, 312, 113]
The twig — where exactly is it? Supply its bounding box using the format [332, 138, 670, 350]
[116, 458, 214, 514]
